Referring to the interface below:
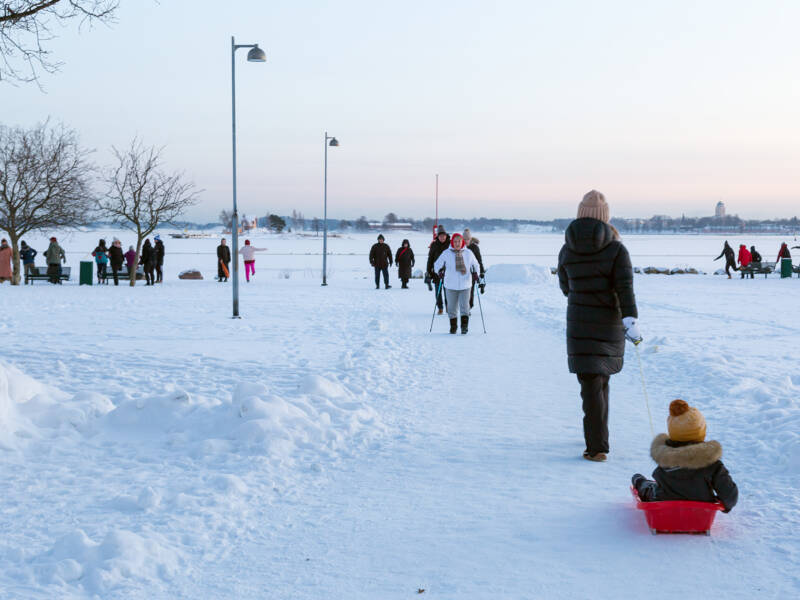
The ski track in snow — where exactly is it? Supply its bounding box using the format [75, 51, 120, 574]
[1, 251, 799, 598]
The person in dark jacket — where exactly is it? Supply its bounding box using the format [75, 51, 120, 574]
[140, 239, 156, 285]
[154, 235, 165, 283]
[20, 241, 37, 282]
[426, 225, 451, 313]
[632, 399, 738, 513]
[395, 239, 415, 288]
[714, 241, 737, 278]
[750, 246, 762, 264]
[217, 238, 231, 282]
[369, 234, 393, 289]
[92, 239, 109, 284]
[557, 190, 640, 462]
[107, 238, 125, 285]
[463, 228, 485, 308]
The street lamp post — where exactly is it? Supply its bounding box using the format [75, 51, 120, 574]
[321, 132, 339, 286]
[230, 35, 266, 317]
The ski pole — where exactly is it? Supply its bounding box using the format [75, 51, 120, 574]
[634, 344, 655, 437]
[474, 280, 487, 333]
[429, 278, 444, 332]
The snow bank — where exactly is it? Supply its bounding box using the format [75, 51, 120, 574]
[487, 264, 552, 284]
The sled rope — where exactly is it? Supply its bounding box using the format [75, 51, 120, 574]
[635, 344, 655, 437]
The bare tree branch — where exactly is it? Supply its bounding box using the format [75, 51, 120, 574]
[97, 137, 201, 285]
[1, 1, 119, 84]
[0, 119, 95, 283]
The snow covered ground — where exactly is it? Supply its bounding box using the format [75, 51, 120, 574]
[1, 230, 799, 598]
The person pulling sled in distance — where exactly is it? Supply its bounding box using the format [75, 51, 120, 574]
[558, 190, 641, 462]
[714, 241, 738, 278]
[427, 225, 450, 313]
[433, 232, 479, 334]
[632, 399, 738, 512]
[369, 234, 393, 289]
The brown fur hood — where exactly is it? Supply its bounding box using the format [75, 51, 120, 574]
[650, 433, 722, 469]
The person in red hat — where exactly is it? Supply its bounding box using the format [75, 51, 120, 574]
[433, 232, 480, 334]
[44, 236, 66, 284]
[238, 239, 268, 282]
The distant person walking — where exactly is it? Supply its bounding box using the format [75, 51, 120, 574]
[557, 190, 640, 462]
[463, 228, 485, 308]
[239, 239, 267, 282]
[217, 238, 231, 282]
[140, 239, 156, 286]
[0, 239, 11, 283]
[369, 234, 393, 289]
[44, 236, 66, 284]
[714, 241, 737, 279]
[737, 244, 753, 278]
[108, 238, 124, 285]
[92, 239, 109, 284]
[433, 233, 479, 334]
[154, 235, 165, 283]
[427, 225, 451, 314]
[20, 241, 37, 283]
[395, 239, 415, 288]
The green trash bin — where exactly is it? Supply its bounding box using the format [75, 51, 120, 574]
[781, 257, 792, 278]
[79, 261, 93, 285]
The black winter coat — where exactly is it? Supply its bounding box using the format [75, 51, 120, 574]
[369, 242, 392, 269]
[395, 245, 415, 279]
[750, 249, 762, 262]
[155, 240, 165, 265]
[467, 241, 485, 276]
[140, 242, 155, 267]
[715, 244, 736, 265]
[107, 246, 124, 269]
[648, 434, 738, 512]
[217, 244, 231, 263]
[426, 235, 451, 275]
[558, 219, 637, 375]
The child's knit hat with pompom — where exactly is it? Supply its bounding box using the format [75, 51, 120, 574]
[667, 399, 706, 442]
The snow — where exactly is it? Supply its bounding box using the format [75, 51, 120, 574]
[0, 229, 798, 598]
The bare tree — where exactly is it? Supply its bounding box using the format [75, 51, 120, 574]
[97, 139, 200, 286]
[1, 1, 119, 84]
[219, 208, 233, 231]
[0, 121, 94, 284]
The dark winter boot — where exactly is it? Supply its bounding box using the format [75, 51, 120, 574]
[461, 315, 469, 334]
[449, 318, 458, 334]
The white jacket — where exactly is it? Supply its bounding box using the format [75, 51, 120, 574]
[433, 247, 479, 290]
[239, 245, 266, 261]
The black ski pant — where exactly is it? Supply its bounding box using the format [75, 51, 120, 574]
[156, 263, 163, 283]
[725, 260, 737, 276]
[97, 263, 107, 283]
[374, 266, 389, 288]
[47, 264, 61, 284]
[577, 373, 610, 455]
[144, 264, 155, 285]
[111, 265, 120, 285]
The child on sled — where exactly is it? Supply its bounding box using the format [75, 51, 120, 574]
[632, 399, 738, 513]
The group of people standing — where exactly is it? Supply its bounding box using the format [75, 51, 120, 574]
[0, 237, 69, 284]
[91, 236, 164, 285]
[715, 240, 795, 278]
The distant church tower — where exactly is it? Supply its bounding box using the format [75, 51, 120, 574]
[715, 201, 726, 218]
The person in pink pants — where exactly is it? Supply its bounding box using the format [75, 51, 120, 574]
[238, 239, 267, 282]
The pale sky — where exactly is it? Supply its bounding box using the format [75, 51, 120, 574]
[3, 0, 799, 221]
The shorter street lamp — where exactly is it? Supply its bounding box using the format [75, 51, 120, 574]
[321, 132, 339, 286]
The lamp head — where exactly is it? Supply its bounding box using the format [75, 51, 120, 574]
[329, 137, 339, 147]
[247, 46, 267, 62]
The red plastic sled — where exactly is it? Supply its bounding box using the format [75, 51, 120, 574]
[631, 487, 724, 535]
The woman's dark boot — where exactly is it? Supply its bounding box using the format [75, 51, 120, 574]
[449, 318, 458, 334]
[461, 315, 469, 334]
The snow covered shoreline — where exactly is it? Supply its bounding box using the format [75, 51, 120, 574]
[1, 230, 798, 598]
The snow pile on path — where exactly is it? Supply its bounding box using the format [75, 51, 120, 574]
[488, 263, 552, 284]
[29, 529, 182, 596]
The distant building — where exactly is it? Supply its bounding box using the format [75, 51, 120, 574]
[715, 201, 726, 218]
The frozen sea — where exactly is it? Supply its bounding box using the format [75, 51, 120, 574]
[0, 228, 798, 598]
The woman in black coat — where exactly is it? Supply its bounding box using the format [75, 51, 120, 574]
[557, 190, 640, 462]
[394, 239, 415, 288]
[140, 239, 156, 286]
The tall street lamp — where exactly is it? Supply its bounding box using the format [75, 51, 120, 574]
[230, 35, 266, 317]
[321, 132, 339, 286]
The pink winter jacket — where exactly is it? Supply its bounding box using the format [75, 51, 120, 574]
[239, 245, 266, 262]
[0, 244, 12, 279]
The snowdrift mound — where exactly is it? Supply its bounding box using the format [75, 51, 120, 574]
[488, 264, 552, 284]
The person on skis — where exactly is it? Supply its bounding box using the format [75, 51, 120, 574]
[714, 241, 737, 278]
[395, 239, 415, 288]
[737, 244, 752, 278]
[558, 190, 640, 462]
[426, 225, 450, 314]
[433, 232, 479, 334]
[632, 399, 738, 513]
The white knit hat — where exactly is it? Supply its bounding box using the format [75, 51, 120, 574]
[577, 190, 610, 223]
